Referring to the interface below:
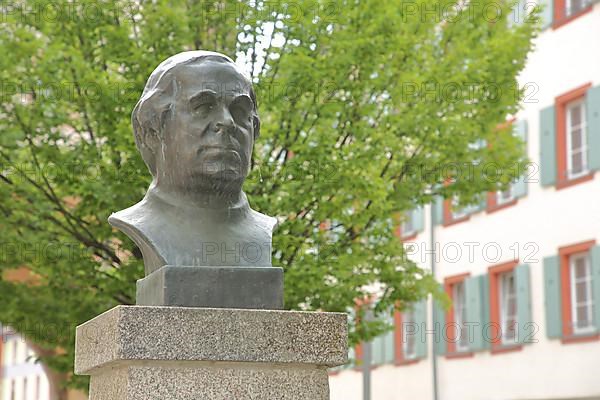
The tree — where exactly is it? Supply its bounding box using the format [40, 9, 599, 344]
[0, 0, 537, 393]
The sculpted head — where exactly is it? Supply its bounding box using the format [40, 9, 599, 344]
[132, 51, 260, 197]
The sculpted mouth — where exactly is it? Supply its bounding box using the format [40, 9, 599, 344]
[199, 146, 240, 155]
[196, 146, 243, 176]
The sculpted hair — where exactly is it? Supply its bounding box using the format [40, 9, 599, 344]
[131, 51, 261, 176]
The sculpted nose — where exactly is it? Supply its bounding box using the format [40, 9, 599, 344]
[215, 106, 235, 132]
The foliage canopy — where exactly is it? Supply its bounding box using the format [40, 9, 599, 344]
[0, 0, 536, 391]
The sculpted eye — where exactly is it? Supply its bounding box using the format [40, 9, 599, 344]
[229, 96, 253, 125]
[190, 92, 217, 113]
[195, 102, 214, 112]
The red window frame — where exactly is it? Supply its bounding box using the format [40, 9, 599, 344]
[393, 310, 421, 365]
[552, 0, 593, 30]
[443, 273, 474, 359]
[353, 341, 364, 372]
[488, 260, 523, 354]
[443, 198, 470, 227]
[352, 297, 367, 371]
[555, 83, 594, 190]
[486, 191, 517, 214]
[395, 212, 418, 241]
[558, 239, 600, 343]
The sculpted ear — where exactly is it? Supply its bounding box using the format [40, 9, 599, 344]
[143, 126, 162, 161]
[133, 106, 163, 176]
[132, 79, 178, 175]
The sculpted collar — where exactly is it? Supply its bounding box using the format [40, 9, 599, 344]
[146, 186, 251, 221]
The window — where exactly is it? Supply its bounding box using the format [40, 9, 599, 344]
[496, 185, 515, 206]
[450, 196, 469, 220]
[569, 252, 594, 334]
[565, 98, 588, 180]
[499, 271, 518, 345]
[551, 0, 593, 28]
[398, 208, 423, 239]
[401, 210, 416, 238]
[442, 196, 477, 226]
[453, 282, 469, 351]
[402, 309, 417, 360]
[23, 378, 28, 400]
[540, 83, 597, 189]
[488, 261, 531, 352]
[487, 119, 528, 212]
[10, 379, 16, 400]
[443, 273, 473, 356]
[395, 301, 427, 363]
[565, 0, 591, 16]
[544, 240, 600, 343]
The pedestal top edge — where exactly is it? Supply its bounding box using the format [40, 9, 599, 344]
[149, 265, 284, 271]
[77, 304, 348, 329]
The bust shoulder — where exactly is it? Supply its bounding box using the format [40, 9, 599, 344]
[248, 208, 278, 234]
[108, 199, 168, 274]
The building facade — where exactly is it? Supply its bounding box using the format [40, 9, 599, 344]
[0, 327, 50, 400]
[330, 1, 600, 399]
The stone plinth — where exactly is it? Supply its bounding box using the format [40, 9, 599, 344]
[136, 266, 284, 309]
[75, 306, 348, 400]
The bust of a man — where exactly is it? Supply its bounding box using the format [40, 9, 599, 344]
[109, 51, 277, 276]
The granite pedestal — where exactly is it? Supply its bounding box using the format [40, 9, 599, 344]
[74, 306, 348, 399]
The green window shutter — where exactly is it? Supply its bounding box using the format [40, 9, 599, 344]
[515, 264, 533, 345]
[540, 105, 557, 187]
[414, 300, 428, 359]
[383, 311, 395, 363]
[586, 85, 600, 171]
[345, 309, 356, 368]
[471, 194, 487, 213]
[433, 298, 447, 356]
[383, 332, 394, 363]
[478, 198, 486, 212]
[543, 255, 563, 339]
[432, 197, 444, 225]
[590, 245, 600, 331]
[372, 311, 395, 365]
[478, 197, 487, 212]
[479, 274, 491, 350]
[346, 346, 356, 369]
[513, 175, 528, 198]
[513, 119, 529, 147]
[371, 318, 394, 365]
[413, 206, 425, 233]
[465, 275, 485, 351]
[539, 0, 554, 29]
[371, 335, 383, 365]
[513, 119, 529, 198]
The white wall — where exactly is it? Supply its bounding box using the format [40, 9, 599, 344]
[330, 4, 600, 399]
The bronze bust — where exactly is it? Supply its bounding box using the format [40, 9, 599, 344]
[109, 51, 277, 276]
